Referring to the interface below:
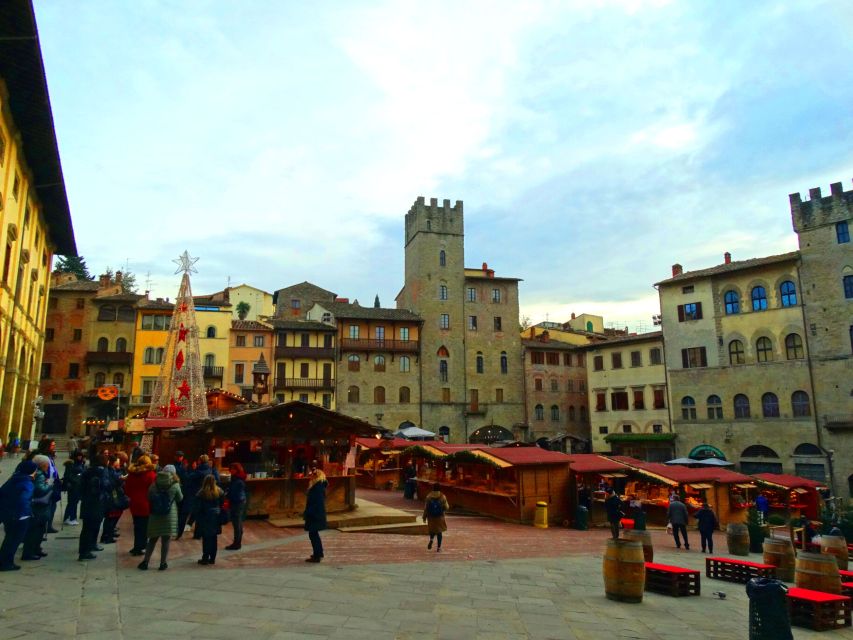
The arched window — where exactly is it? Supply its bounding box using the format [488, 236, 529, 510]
[94, 372, 106, 387]
[751, 286, 767, 311]
[113, 373, 124, 387]
[439, 284, 448, 300]
[568, 405, 576, 420]
[439, 250, 446, 267]
[439, 360, 448, 382]
[741, 445, 778, 458]
[500, 351, 508, 374]
[681, 396, 696, 420]
[348, 354, 360, 371]
[794, 443, 822, 456]
[97, 337, 109, 352]
[785, 333, 804, 359]
[117, 305, 135, 322]
[399, 386, 410, 403]
[204, 353, 215, 367]
[374, 386, 385, 404]
[579, 406, 587, 421]
[437, 346, 449, 357]
[762, 392, 780, 417]
[399, 356, 410, 373]
[729, 339, 745, 365]
[97, 305, 116, 321]
[115, 337, 127, 353]
[155, 348, 164, 364]
[144, 347, 155, 364]
[550, 405, 560, 421]
[374, 355, 385, 372]
[724, 291, 740, 315]
[780, 281, 797, 307]
[476, 352, 484, 374]
[792, 390, 811, 417]
[347, 386, 360, 403]
[707, 395, 722, 419]
[756, 337, 773, 362]
[206, 326, 216, 338]
[438, 426, 450, 440]
[734, 394, 750, 418]
[534, 404, 544, 420]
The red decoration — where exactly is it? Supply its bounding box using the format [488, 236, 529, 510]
[177, 380, 191, 399]
[158, 405, 169, 417]
[178, 323, 189, 343]
[167, 399, 183, 418]
[175, 350, 184, 371]
[179, 302, 188, 313]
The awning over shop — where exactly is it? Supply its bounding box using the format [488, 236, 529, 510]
[566, 454, 631, 474]
[752, 473, 827, 491]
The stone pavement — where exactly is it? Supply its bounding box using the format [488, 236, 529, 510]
[0, 455, 850, 639]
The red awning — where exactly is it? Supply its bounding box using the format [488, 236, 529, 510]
[753, 473, 826, 490]
[567, 454, 632, 474]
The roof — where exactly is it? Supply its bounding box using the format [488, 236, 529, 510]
[752, 473, 826, 490]
[610, 456, 752, 485]
[521, 339, 583, 352]
[483, 447, 572, 466]
[193, 296, 231, 308]
[138, 299, 174, 311]
[94, 293, 146, 303]
[580, 331, 663, 350]
[318, 301, 422, 322]
[604, 433, 677, 443]
[273, 281, 337, 298]
[51, 279, 100, 292]
[231, 320, 272, 331]
[566, 454, 631, 474]
[355, 437, 416, 450]
[268, 319, 336, 332]
[655, 251, 800, 286]
[464, 274, 522, 282]
[0, 1, 76, 255]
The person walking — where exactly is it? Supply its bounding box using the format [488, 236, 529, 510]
[78, 454, 110, 561]
[139, 464, 182, 571]
[694, 501, 718, 553]
[0, 460, 38, 571]
[62, 450, 86, 525]
[667, 495, 690, 550]
[604, 488, 623, 540]
[403, 461, 417, 500]
[422, 482, 449, 552]
[755, 493, 770, 525]
[37, 439, 62, 534]
[303, 468, 327, 563]
[225, 462, 248, 551]
[193, 475, 225, 565]
[124, 455, 157, 556]
[22, 455, 53, 561]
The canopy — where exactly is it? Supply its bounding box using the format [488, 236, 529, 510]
[694, 457, 734, 467]
[395, 426, 435, 439]
[665, 457, 699, 465]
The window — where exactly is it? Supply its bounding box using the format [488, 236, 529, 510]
[374, 386, 385, 404]
[76, 298, 85, 309]
[440, 314, 449, 330]
[844, 275, 853, 299]
[439, 250, 446, 266]
[400, 356, 410, 373]
[400, 327, 409, 341]
[653, 389, 666, 409]
[580, 406, 587, 421]
[348, 355, 360, 372]
[494, 316, 502, 332]
[323, 334, 333, 348]
[566, 379, 574, 392]
[236, 335, 246, 347]
[751, 286, 767, 311]
[649, 348, 661, 365]
[780, 281, 797, 307]
[621, 424, 632, 434]
[785, 333, 804, 359]
[568, 405, 576, 420]
[551, 405, 560, 421]
[681, 346, 707, 368]
[531, 351, 545, 365]
[349, 325, 359, 339]
[491, 288, 501, 303]
[348, 386, 360, 403]
[98, 305, 117, 321]
[68, 363, 79, 379]
[204, 326, 215, 338]
[682, 285, 694, 294]
[495, 388, 503, 403]
[500, 352, 508, 374]
[234, 363, 244, 384]
[728, 339, 745, 365]
[599, 426, 608, 435]
[652, 424, 663, 434]
[534, 378, 543, 391]
[373, 355, 385, 372]
[97, 337, 108, 352]
[550, 378, 558, 392]
[72, 329, 82, 342]
[611, 391, 629, 410]
[115, 337, 127, 352]
[439, 284, 448, 300]
[596, 392, 606, 411]
[724, 291, 740, 315]
[681, 396, 697, 419]
[399, 386, 410, 403]
[593, 355, 604, 371]
[439, 360, 448, 382]
[630, 351, 641, 367]
[204, 354, 215, 368]
[611, 353, 622, 369]
[291, 299, 301, 310]
[144, 347, 155, 364]
[94, 372, 106, 387]
[677, 302, 703, 321]
[155, 348, 164, 364]
[476, 352, 484, 374]
[253, 335, 264, 347]
[534, 404, 544, 420]
[442, 387, 450, 403]
[118, 305, 135, 322]
[467, 316, 477, 331]
[762, 392, 780, 418]
[563, 353, 572, 366]
[756, 337, 773, 362]
[734, 394, 750, 418]
[141, 314, 170, 331]
[837, 221, 850, 244]
[707, 395, 723, 419]
[792, 391, 811, 417]
[466, 287, 476, 302]
[300, 363, 309, 378]
[633, 389, 644, 410]
[40, 363, 51, 379]
[322, 394, 331, 409]
[546, 352, 560, 365]
[577, 353, 585, 367]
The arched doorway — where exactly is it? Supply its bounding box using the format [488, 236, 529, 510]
[469, 425, 513, 444]
[688, 444, 727, 460]
[739, 444, 783, 474]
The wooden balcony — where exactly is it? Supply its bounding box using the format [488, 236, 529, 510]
[273, 378, 335, 391]
[203, 365, 224, 379]
[339, 338, 418, 354]
[85, 351, 133, 366]
[274, 346, 335, 360]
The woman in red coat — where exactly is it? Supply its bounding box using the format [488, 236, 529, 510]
[124, 455, 157, 556]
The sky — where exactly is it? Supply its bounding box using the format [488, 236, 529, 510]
[34, 0, 853, 331]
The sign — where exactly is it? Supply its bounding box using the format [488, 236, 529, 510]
[688, 444, 727, 460]
[97, 386, 118, 401]
[140, 433, 154, 454]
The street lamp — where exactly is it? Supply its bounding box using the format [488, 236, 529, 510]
[252, 353, 270, 404]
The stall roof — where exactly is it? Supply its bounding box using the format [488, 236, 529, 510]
[610, 456, 752, 485]
[752, 473, 827, 490]
[483, 447, 573, 466]
[355, 437, 413, 451]
[566, 454, 632, 474]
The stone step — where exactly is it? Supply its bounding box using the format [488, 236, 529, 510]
[269, 512, 417, 529]
[338, 521, 429, 535]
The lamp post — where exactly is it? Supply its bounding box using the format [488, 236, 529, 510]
[252, 353, 270, 404]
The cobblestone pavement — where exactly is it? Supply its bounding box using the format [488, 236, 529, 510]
[1, 455, 850, 639]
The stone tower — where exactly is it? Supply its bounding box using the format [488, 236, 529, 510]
[790, 181, 853, 494]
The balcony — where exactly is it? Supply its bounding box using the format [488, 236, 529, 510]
[274, 346, 335, 360]
[339, 338, 419, 354]
[824, 415, 853, 431]
[203, 365, 224, 379]
[465, 404, 487, 416]
[273, 378, 335, 391]
[130, 395, 152, 405]
[85, 351, 133, 366]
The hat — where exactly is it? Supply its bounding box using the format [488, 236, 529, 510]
[162, 464, 177, 474]
[16, 460, 38, 475]
[175, 451, 185, 457]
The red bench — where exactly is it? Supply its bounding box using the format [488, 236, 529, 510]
[644, 562, 700, 597]
[706, 557, 776, 584]
[787, 587, 852, 631]
[842, 582, 853, 598]
[840, 570, 853, 580]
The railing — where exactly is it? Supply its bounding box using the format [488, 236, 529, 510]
[339, 338, 419, 353]
[203, 366, 224, 379]
[274, 346, 335, 359]
[273, 378, 334, 391]
[85, 351, 133, 366]
[824, 415, 853, 430]
[130, 395, 152, 405]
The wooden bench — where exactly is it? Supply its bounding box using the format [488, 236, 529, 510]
[842, 582, 853, 598]
[644, 562, 700, 597]
[705, 557, 776, 584]
[787, 587, 852, 631]
[841, 569, 853, 581]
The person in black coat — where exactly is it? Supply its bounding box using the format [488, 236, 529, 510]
[62, 451, 86, 525]
[225, 463, 248, 550]
[604, 488, 623, 540]
[192, 475, 224, 565]
[0, 460, 37, 571]
[180, 455, 219, 540]
[303, 469, 328, 563]
[694, 501, 718, 553]
[78, 454, 110, 561]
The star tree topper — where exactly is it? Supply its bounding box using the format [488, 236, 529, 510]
[173, 250, 199, 275]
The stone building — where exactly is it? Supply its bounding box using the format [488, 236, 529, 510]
[272, 281, 336, 320]
[268, 318, 335, 408]
[583, 331, 672, 460]
[396, 197, 524, 443]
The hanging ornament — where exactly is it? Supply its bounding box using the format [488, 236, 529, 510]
[177, 380, 191, 399]
[178, 323, 189, 343]
[167, 398, 183, 418]
[175, 350, 185, 371]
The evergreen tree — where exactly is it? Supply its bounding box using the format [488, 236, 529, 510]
[54, 255, 94, 280]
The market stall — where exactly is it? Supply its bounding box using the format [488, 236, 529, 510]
[354, 437, 413, 489]
[752, 473, 826, 521]
[566, 454, 633, 527]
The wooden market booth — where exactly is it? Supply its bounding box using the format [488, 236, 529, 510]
[752, 473, 826, 521]
[354, 437, 418, 489]
[566, 454, 633, 527]
[157, 402, 381, 518]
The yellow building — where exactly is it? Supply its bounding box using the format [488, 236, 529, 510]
[129, 299, 173, 415]
[268, 318, 337, 409]
[227, 320, 273, 399]
[195, 297, 232, 391]
[0, 4, 76, 443]
[202, 283, 274, 321]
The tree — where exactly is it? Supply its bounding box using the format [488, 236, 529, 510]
[103, 266, 139, 294]
[54, 255, 94, 280]
[519, 315, 532, 332]
[236, 301, 251, 320]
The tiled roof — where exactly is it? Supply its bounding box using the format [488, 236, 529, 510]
[268, 319, 336, 332]
[138, 299, 174, 311]
[579, 331, 662, 350]
[319, 301, 422, 322]
[566, 454, 631, 474]
[94, 294, 146, 303]
[752, 473, 826, 490]
[484, 447, 571, 466]
[521, 339, 584, 351]
[193, 296, 231, 308]
[231, 320, 272, 331]
[273, 281, 337, 298]
[52, 280, 100, 292]
[655, 251, 800, 286]
[610, 456, 752, 484]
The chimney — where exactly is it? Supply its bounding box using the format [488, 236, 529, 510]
[571, 312, 576, 320]
[115, 270, 123, 284]
[671, 263, 683, 277]
[724, 252, 731, 265]
[99, 274, 110, 287]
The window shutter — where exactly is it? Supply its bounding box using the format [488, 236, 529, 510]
[696, 302, 703, 319]
[681, 349, 689, 368]
[699, 347, 707, 367]
[677, 305, 685, 322]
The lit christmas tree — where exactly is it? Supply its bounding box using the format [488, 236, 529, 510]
[148, 251, 209, 421]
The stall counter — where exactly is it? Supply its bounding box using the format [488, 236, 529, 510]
[244, 475, 356, 518]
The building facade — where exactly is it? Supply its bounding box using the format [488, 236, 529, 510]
[267, 318, 335, 407]
[272, 281, 336, 320]
[227, 320, 274, 400]
[129, 299, 173, 417]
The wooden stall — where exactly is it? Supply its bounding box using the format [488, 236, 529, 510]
[566, 454, 633, 527]
[752, 473, 826, 521]
[354, 437, 414, 489]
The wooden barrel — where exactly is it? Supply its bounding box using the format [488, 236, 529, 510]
[763, 537, 796, 582]
[795, 551, 842, 593]
[726, 523, 750, 556]
[624, 529, 654, 563]
[820, 535, 849, 571]
[602, 539, 646, 603]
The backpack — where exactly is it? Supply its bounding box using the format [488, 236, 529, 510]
[149, 488, 173, 516]
[426, 497, 445, 518]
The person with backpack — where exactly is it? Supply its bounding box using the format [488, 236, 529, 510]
[193, 475, 225, 565]
[124, 455, 157, 556]
[78, 454, 110, 561]
[62, 450, 86, 525]
[225, 462, 248, 551]
[422, 482, 449, 552]
[303, 468, 328, 563]
[0, 459, 38, 571]
[179, 454, 219, 540]
[139, 464, 182, 571]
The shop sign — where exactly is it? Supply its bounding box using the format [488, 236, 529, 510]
[689, 444, 726, 460]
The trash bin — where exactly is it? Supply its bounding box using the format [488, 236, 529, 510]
[534, 501, 548, 528]
[574, 505, 589, 531]
[746, 578, 792, 640]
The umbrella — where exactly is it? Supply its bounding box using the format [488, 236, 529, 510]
[395, 426, 436, 439]
[665, 457, 699, 465]
[694, 457, 734, 467]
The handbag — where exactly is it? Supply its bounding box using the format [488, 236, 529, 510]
[111, 488, 130, 511]
[218, 506, 230, 525]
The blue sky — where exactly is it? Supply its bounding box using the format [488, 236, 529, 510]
[35, 1, 853, 330]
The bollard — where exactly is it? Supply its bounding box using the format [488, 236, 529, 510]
[534, 501, 548, 528]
